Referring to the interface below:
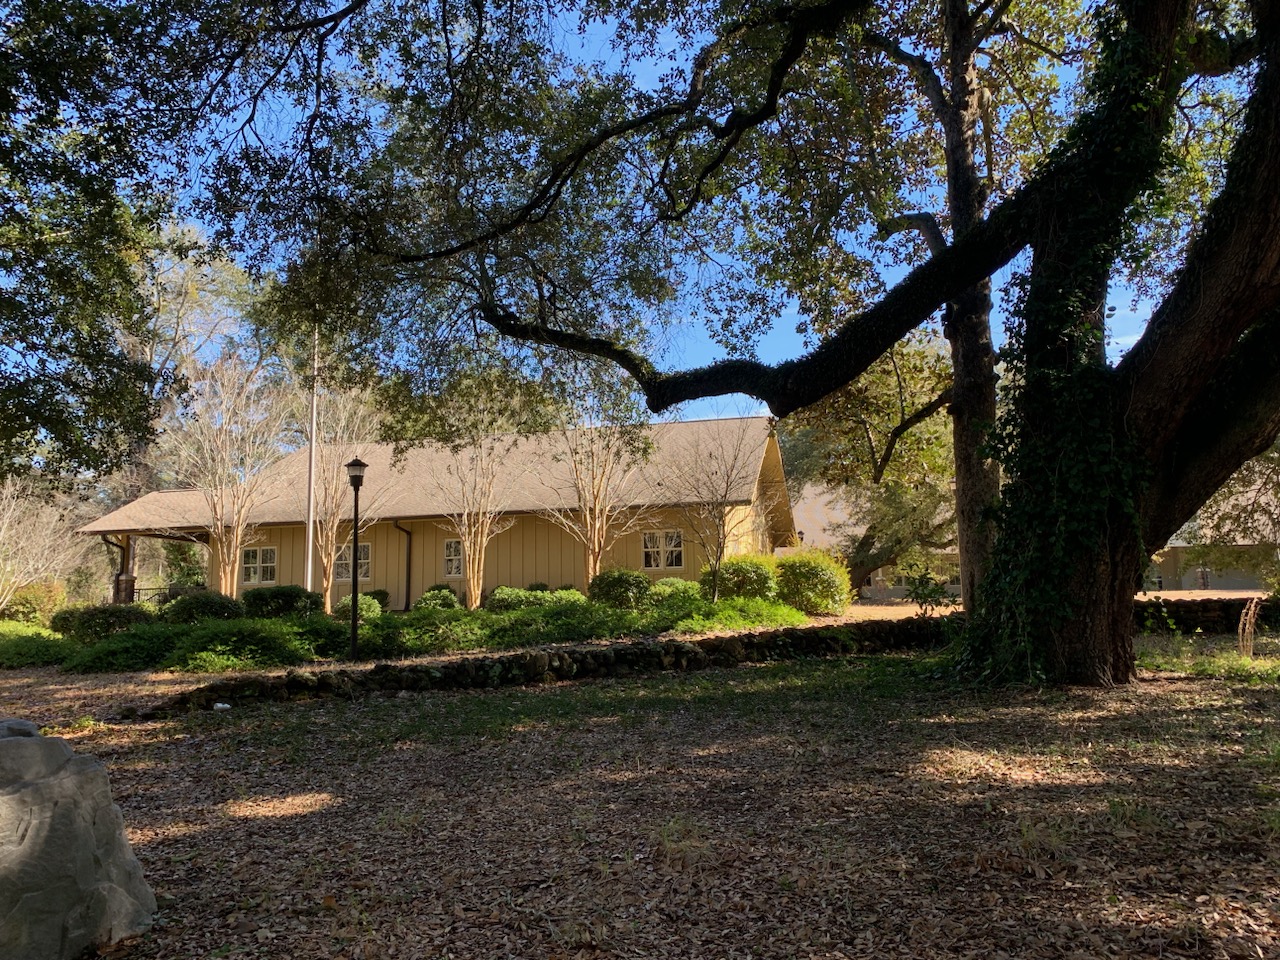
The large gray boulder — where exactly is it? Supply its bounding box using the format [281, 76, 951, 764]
[0, 718, 156, 960]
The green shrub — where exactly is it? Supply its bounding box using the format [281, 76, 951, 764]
[0, 621, 78, 668]
[588, 569, 651, 609]
[527, 582, 550, 592]
[50, 603, 157, 644]
[413, 586, 462, 610]
[776, 550, 851, 615]
[161, 592, 246, 624]
[903, 571, 957, 617]
[485, 586, 586, 612]
[363, 589, 391, 611]
[333, 592, 383, 624]
[0, 581, 67, 626]
[164, 619, 314, 672]
[701, 555, 777, 601]
[647, 578, 705, 619]
[243, 585, 324, 619]
[294, 613, 349, 655]
[62, 623, 179, 673]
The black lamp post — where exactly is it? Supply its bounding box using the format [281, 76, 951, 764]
[345, 457, 368, 660]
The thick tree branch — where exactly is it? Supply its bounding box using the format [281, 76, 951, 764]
[1187, 29, 1259, 75]
[368, 0, 874, 258]
[1142, 305, 1280, 549]
[877, 212, 948, 255]
[1118, 23, 1280, 452]
[972, 0, 1016, 47]
[272, 0, 372, 35]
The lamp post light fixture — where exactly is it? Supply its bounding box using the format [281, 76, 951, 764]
[345, 457, 368, 661]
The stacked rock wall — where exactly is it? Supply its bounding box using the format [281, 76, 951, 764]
[1133, 597, 1279, 635]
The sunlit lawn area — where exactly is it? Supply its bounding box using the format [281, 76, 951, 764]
[6, 634, 1280, 959]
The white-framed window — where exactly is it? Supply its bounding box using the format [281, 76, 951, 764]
[443, 539, 463, 578]
[242, 546, 277, 585]
[335, 542, 371, 581]
[643, 530, 683, 570]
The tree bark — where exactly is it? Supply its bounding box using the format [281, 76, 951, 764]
[1049, 544, 1142, 685]
[945, 286, 999, 610]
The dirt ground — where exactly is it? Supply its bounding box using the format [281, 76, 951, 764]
[5, 636, 1278, 960]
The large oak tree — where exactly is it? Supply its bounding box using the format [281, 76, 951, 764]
[10, 0, 1280, 683]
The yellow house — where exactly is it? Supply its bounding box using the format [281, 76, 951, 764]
[81, 418, 795, 608]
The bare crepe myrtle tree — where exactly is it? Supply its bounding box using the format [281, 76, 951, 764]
[299, 388, 389, 611]
[664, 418, 784, 601]
[429, 433, 526, 609]
[163, 352, 294, 595]
[0, 477, 91, 612]
[537, 389, 654, 586]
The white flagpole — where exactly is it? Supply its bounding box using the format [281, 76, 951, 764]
[304, 324, 319, 592]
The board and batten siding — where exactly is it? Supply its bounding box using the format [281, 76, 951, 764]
[205, 502, 784, 608]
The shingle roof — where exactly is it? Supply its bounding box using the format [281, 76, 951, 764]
[79, 417, 779, 536]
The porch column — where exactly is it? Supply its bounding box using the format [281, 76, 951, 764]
[113, 534, 136, 604]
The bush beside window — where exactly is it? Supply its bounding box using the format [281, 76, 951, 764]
[701, 555, 778, 601]
[588, 569, 651, 609]
[333, 592, 383, 624]
[413, 586, 462, 610]
[485, 586, 586, 612]
[243, 585, 324, 619]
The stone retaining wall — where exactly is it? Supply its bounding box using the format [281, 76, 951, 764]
[1133, 597, 1278, 635]
[137, 615, 956, 717]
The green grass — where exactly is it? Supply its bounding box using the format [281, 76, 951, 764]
[175, 653, 958, 762]
[1136, 630, 1280, 682]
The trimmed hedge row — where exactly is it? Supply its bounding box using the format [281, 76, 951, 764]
[138, 614, 959, 717]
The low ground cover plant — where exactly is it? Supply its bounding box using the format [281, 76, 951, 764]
[2, 567, 828, 674]
[61, 615, 341, 674]
[0, 621, 78, 668]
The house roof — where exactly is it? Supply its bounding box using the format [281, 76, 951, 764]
[80, 417, 789, 537]
[788, 484, 854, 551]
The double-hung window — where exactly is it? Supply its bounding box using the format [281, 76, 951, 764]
[336, 542, 371, 581]
[642, 530, 683, 570]
[443, 539, 463, 578]
[242, 547, 277, 584]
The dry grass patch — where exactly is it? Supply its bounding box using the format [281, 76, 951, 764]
[4, 652, 1279, 959]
